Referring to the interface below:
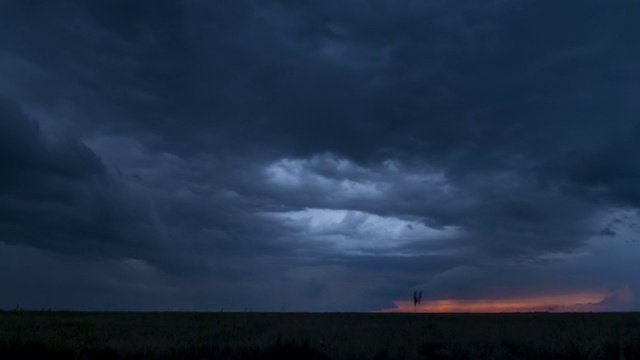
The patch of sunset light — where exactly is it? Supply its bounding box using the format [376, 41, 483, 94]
[376, 288, 633, 313]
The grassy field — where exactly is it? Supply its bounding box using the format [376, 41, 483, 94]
[1, 311, 640, 359]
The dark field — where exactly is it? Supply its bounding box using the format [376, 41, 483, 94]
[1, 311, 640, 359]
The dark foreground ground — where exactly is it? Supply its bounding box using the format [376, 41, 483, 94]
[1, 311, 640, 359]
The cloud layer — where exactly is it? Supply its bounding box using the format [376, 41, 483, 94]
[1, 0, 639, 311]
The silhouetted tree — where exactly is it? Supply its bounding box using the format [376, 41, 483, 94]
[413, 290, 423, 312]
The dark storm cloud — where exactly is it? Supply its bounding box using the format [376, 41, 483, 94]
[3, 0, 637, 162]
[0, 98, 181, 270]
[539, 124, 640, 207]
[0, 96, 275, 277]
[0, 97, 115, 251]
[1, 0, 639, 311]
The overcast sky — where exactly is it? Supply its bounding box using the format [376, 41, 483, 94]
[1, 0, 639, 312]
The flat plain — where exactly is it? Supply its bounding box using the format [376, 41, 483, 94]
[1, 311, 640, 359]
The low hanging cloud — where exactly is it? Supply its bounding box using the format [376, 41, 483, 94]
[266, 208, 461, 255]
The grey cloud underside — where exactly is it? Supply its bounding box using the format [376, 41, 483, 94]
[1, 0, 639, 311]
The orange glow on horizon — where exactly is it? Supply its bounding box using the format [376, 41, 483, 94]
[375, 288, 633, 313]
